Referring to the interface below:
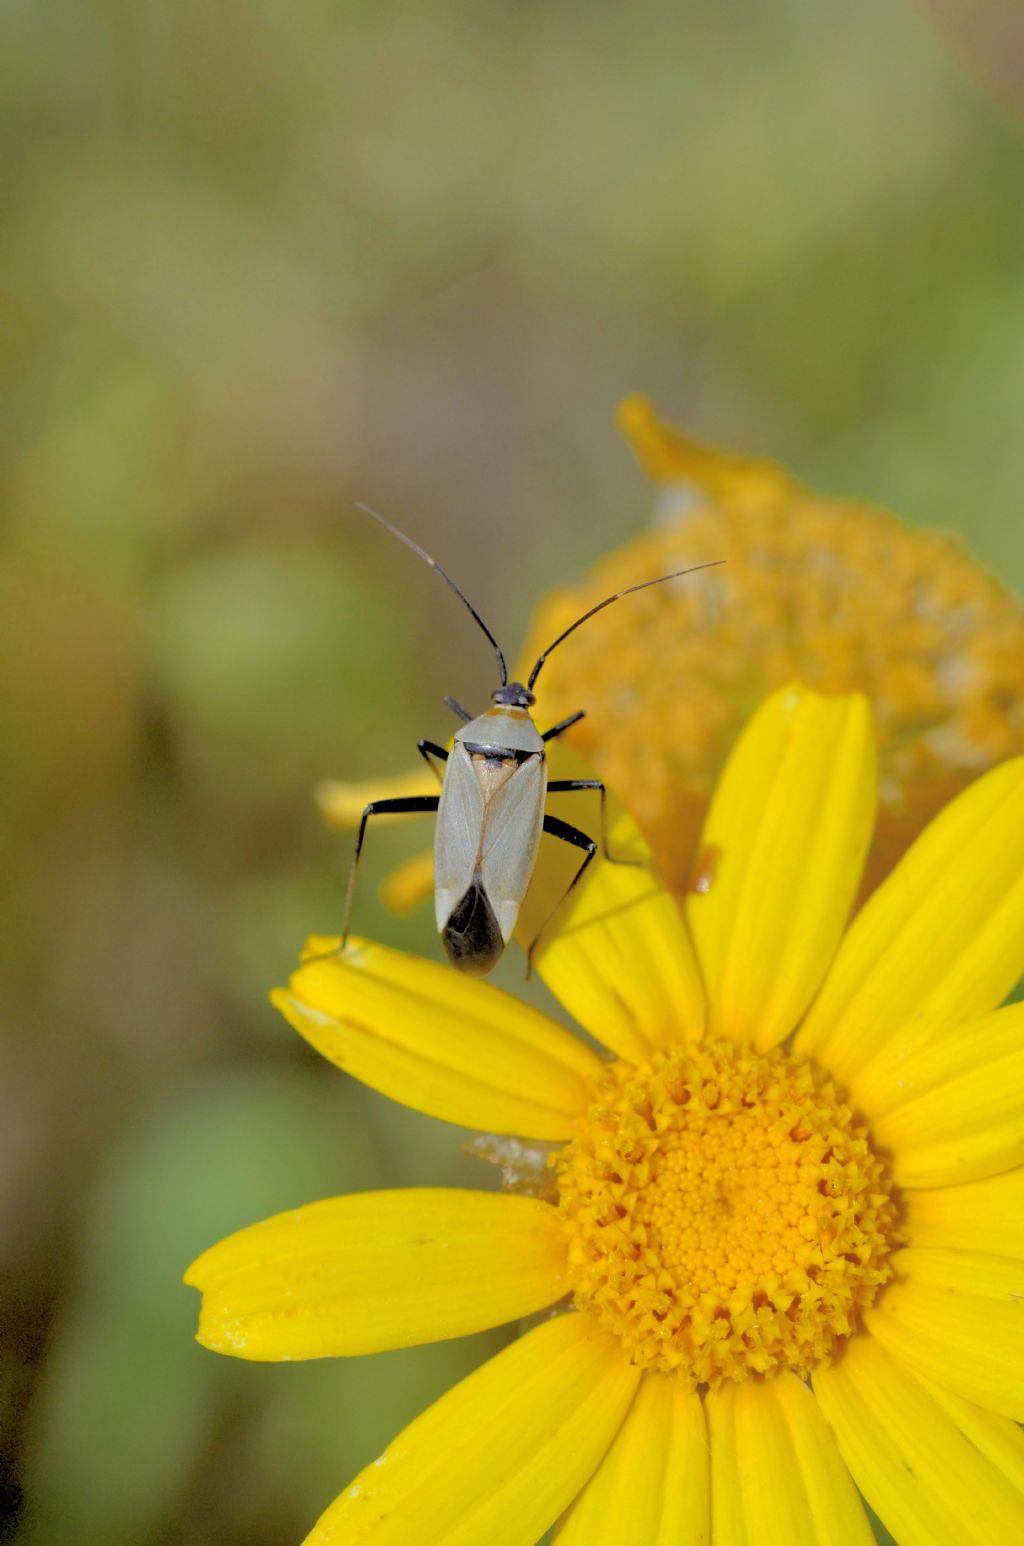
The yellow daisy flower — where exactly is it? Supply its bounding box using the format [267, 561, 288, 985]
[187, 684, 1024, 1545]
[320, 398, 1024, 907]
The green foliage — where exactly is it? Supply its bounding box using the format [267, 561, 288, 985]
[148, 549, 403, 747]
[19, 1066, 501, 1544]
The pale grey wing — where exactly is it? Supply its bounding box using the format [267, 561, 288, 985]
[479, 755, 547, 942]
[434, 743, 485, 933]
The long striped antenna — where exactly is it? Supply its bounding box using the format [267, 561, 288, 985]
[526, 560, 725, 691]
[357, 503, 508, 686]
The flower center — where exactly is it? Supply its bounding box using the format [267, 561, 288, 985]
[557, 1039, 900, 1386]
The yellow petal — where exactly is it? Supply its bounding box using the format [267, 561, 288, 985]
[518, 760, 706, 1063]
[273, 936, 602, 1140]
[706, 1380, 746, 1546]
[552, 1372, 708, 1545]
[904, 1169, 1024, 1260]
[185, 1189, 568, 1360]
[380, 849, 434, 915]
[861, 1004, 1024, 1188]
[687, 684, 876, 1051]
[915, 1373, 1024, 1493]
[706, 1374, 874, 1546]
[304, 1312, 640, 1546]
[795, 757, 1024, 1082]
[865, 1247, 1024, 1420]
[617, 392, 793, 502]
[814, 1335, 1024, 1544]
[316, 767, 439, 830]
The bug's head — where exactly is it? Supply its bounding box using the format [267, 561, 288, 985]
[492, 681, 535, 709]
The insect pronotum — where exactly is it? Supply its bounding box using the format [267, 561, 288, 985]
[341, 506, 722, 975]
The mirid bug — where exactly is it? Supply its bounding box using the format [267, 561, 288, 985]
[341, 506, 722, 975]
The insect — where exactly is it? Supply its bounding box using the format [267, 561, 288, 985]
[341, 506, 722, 975]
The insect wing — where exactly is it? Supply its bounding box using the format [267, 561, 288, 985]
[433, 742, 485, 934]
[480, 753, 547, 942]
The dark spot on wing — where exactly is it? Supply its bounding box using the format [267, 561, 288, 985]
[443, 878, 504, 975]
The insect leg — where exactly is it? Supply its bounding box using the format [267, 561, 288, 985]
[341, 794, 440, 950]
[443, 695, 473, 723]
[418, 739, 449, 785]
[546, 779, 641, 866]
[524, 814, 598, 977]
[541, 708, 586, 742]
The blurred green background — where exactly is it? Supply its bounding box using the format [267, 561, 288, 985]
[2, 2, 1022, 1542]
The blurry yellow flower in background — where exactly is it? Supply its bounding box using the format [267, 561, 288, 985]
[319, 398, 1024, 905]
[187, 685, 1024, 1545]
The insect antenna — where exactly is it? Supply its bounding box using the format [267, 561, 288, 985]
[356, 503, 508, 685]
[526, 559, 725, 691]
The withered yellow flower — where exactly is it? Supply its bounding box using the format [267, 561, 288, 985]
[524, 396, 1024, 893]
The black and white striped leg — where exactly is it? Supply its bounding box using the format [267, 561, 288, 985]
[443, 695, 473, 723]
[546, 778, 641, 865]
[418, 739, 449, 785]
[524, 813, 597, 977]
[340, 794, 440, 950]
[541, 708, 586, 742]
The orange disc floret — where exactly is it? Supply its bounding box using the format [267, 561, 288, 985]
[557, 1039, 900, 1387]
[522, 396, 1024, 894]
